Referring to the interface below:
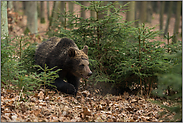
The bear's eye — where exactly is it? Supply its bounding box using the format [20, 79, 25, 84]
[80, 64, 85, 67]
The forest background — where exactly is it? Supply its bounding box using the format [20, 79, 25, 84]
[1, 1, 182, 122]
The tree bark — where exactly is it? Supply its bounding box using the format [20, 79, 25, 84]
[126, 1, 135, 24]
[7, 1, 13, 10]
[40, 1, 45, 23]
[81, 1, 87, 19]
[69, 1, 74, 13]
[146, 1, 152, 23]
[172, 1, 181, 43]
[47, 1, 50, 20]
[13, 1, 19, 12]
[25, 1, 38, 34]
[60, 1, 66, 27]
[139, 1, 147, 24]
[159, 1, 165, 31]
[164, 1, 173, 35]
[1, 1, 9, 37]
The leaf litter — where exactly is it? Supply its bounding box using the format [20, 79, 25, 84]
[1, 84, 168, 122]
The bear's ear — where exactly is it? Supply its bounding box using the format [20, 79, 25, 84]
[68, 48, 76, 57]
[82, 45, 88, 55]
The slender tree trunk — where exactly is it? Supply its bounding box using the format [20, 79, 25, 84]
[81, 1, 87, 19]
[146, 1, 152, 23]
[49, 1, 56, 27]
[40, 1, 45, 23]
[22, 1, 27, 15]
[69, 1, 74, 29]
[25, 1, 38, 34]
[172, 1, 181, 43]
[98, 1, 107, 19]
[47, 1, 50, 20]
[37, 1, 40, 18]
[13, 1, 19, 12]
[69, 1, 74, 13]
[1, 1, 9, 37]
[90, 2, 96, 18]
[139, 1, 147, 24]
[126, 1, 135, 25]
[159, 1, 165, 31]
[60, 1, 66, 25]
[164, 1, 173, 35]
[7, 1, 13, 10]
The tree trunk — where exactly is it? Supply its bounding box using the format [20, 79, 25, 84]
[164, 1, 173, 35]
[139, 1, 147, 24]
[49, 1, 56, 27]
[7, 1, 13, 10]
[13, 1, 19, 12]
[40, 1, 45, 23]
[69, 1, 74, 13]
[146, 1, 152, 23]
[81, 1, 87, 19]
[159, 1, 165, 31]
[126, 1, 135, 24]
[1, 1, 9, 37]
[22, 1, 27, 15]
[47, 1, 50, 20]
[98, 1, 107, 19]
[60, 1, 66, 25]
[25, 1, 38, 34]
[172, 1, 181, 43]
[69, 2, 74, 29]
[90, 2, 96, 18]
[37, 1, 40, 18]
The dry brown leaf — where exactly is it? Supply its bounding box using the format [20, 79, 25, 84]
[38, 91, 44, 100]
[83, 107, 91, 116]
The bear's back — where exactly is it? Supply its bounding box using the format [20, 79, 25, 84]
[35, 37, 78, 69]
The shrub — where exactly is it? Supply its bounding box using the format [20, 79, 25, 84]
[153, 51, 182, 121]
[46, 1, 182, 95]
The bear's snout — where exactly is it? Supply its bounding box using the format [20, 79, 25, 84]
[88, 71, 92, 76]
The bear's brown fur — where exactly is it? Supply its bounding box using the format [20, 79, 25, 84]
[35, 37, 92, 95]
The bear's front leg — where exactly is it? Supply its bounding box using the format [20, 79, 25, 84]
[66, 74, 80, 95]
[54, 78, 76, 95]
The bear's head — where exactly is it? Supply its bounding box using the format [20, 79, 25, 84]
[68, 45, 92, 79]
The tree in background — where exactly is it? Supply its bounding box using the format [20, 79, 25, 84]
[146, 1, 153, 23]
[164, 1, 173, 36]
[49, 1, 59, 27]
[7, 1, 13, 10]
[126, 1, 135, 25]
[172, 1, 181, 43]
[47, 1, 50, 20]
[40, 1, 45, 23]
[60, 1, 66, 25]
[1, 1, 9, 37]
[139, 1, 147, 24]
[24, 1, 38, 34]
[81, 1, 87, 19]
[159, 1, 165, 32]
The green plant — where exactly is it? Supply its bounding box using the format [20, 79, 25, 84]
[33, 64, 61, 92]
[21, 42, 38, 73]
[46, 1, 182, 96]
[1, 37, 19, 85]
[152, 51, 182, 121]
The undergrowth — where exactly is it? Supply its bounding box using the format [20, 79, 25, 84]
[1, 1, 182, 121]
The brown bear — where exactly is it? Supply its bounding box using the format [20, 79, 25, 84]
[35, 37, 92, 95]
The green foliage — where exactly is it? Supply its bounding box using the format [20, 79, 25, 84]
[21, 42, 37, 73]
[1, 36, 59, 97]
[33, 64, 60, 91]
[152, 51, 182, 121]
[1, 37, 19, 84]
[46, 1, 182, 92]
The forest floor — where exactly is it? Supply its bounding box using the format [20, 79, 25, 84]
[2, 2, 181, 122]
